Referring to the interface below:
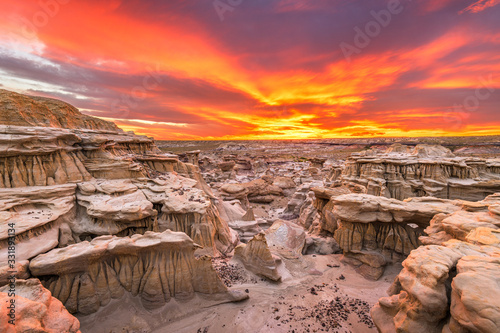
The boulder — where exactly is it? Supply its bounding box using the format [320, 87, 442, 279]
[265, 220, 306, 259]
[0, 279, 81, 333]
[234, 232, 281, 281]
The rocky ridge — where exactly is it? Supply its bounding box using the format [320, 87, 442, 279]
[330, 144, 500, 201]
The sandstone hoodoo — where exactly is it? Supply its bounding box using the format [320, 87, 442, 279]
[234, 232, 282, 281]
[29, 230, 247, 315]
[1, 89, 500, 332]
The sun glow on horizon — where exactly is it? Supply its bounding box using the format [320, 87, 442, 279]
[0, 0, 499, 140]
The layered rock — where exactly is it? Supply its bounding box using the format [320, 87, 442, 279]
[371, 193, 500, 333]
[0, 123, 216, 195]
[0, 127, 92, 188]
[300, 186, 351, 233]
[0, 90, 243, 326]
[136, 175, 237, 253]
[0, 89, 117, 131]
[217, 200, 260, 243]
[29, 230, 246, 315]
[178, 150, 200, 166]
[220, 178, 284, 207]
[283, 181, 324, 222]
[0, 278, 81, 333]
[331, 144, 500, 201]
[0, 96, 237, 257]
[0, 184, 77, 265]
[313, 193, 463, 279]
[74, 179, 158, 240]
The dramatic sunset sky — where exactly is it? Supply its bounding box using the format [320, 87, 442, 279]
[0, 0, 499, 139]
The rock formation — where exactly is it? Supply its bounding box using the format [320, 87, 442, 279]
[371, 193, 500, 333]
[3, 89, 500, 332]
[135, 175, 236, 253]
[330, 144, 500, 201]
[0, 184, 77, 265]
[234, 232, 281, 281]
[0, 119, 236, 253]
[74, 179, 158, 240]
[218, 200, 260, 243]
[220, 178, 285, 207]
[0, 279, 81, 333]
[0, 89, 118, 131]
[265, 220, 306, 259]
[310, 192, 463, 279]
[29, 230, 246, 315]
[0, 90, 243, 322]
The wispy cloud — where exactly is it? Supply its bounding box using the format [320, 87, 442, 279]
[0, 0, 498, 139]
[460, 0, 500, 14]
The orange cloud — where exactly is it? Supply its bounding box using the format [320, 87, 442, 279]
[460, 0, 500, 14]
[0, 0, 499, 140]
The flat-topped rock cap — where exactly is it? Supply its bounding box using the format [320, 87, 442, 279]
[29, 230, 198, 276]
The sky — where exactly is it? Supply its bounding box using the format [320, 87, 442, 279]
[0, 0, 499, 140]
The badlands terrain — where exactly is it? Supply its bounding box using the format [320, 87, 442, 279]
[1, 89, 500, 333]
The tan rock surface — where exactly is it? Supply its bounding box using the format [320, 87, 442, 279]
[371, 193, 500, 333]
[310, 193, 463, 280]
[74, 179, 158, 239]
[265, 220, 306, 259]
[29, 230, 246, 314]
[331, 144, 500, 201]
[0, 89, 118, 131]
[0, 184, 76, 265]
[0, 278, 81, 333]
[137, 175, 237, 253]
[234, 232, 281, 281]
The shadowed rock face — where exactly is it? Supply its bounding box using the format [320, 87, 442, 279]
[0, 90, 243, 321]
[311, 193, 463, 280]
[371, 193, 500, 333]
[0, 279, 81, 333]
[29, 230, 246, 315]
[0, 89, 118, 131]
[220, 178, 285, 208]
[330, 144, 500, 201]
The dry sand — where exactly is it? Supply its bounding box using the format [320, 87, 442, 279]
[78, 254, 401, 333]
